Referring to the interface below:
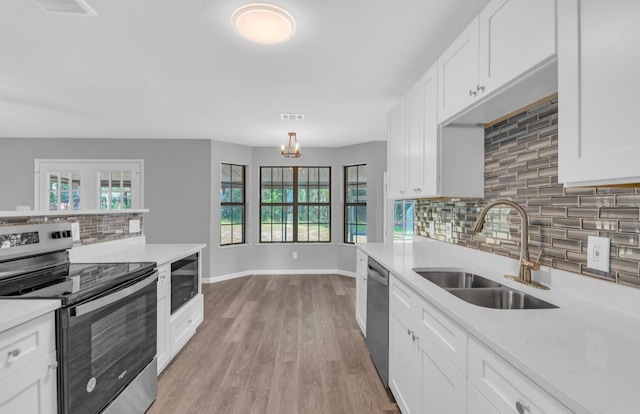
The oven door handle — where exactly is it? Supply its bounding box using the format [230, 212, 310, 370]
[71, 271, 158, 318]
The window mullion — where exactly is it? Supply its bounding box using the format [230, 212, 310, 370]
[292, 167, 298, 243]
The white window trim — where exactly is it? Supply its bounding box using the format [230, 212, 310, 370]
[34, 159, 144, 211]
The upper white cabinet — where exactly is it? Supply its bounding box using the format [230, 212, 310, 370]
[558, 0, 640, 186]
[387, 63, 484, 200]
[387, 100, 407, 199]
[439, 0, 557, 124]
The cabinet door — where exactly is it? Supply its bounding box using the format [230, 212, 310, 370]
[558, 0, 640, 186]
[389, 308, 421, 414]
[468, 382, 499, 414]
[355, 250, 367, 336]
[0, 351, 57, 414]
[419, 63, 439, 196]
[421, 333, 466, 414]
[387, 100, 407, 199]
[406, 79, 423, 197]
[157, 282, 171, 374]
[438, 17, 479, 122]
[479, 0, 556, 94]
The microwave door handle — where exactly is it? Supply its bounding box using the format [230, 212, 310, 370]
[71, 271, 158, 318]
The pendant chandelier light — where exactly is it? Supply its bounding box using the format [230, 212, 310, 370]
[281, 132, 301, 158]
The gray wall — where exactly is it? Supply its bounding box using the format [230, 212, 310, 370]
[0, 138, 212, 279]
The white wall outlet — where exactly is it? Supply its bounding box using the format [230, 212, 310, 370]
[587, 236, 610, 272]
[445, 222, 453, 238]
[292, 251, 298, 260]
[71, 222, 80, 242]
[129, 219, 140, 234]
[428, 221, 435, 235]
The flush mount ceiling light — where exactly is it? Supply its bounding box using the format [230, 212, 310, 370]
[281, 132, 301, 158]
[231, 3, 296, 45]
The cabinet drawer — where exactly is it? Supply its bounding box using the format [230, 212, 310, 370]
[415, 295, 467, 374]
[0, 313, 55, 382]
[468, 338, 573, 414]
[389, 275, 414, 314]
[157, 263, 170, 289]
[170, 294, 203, 357]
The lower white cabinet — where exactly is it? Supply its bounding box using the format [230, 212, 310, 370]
[468, 338, 573, 413]
[355, 249, 367, 335]
[0, 313, 57, 414]
[389, 306, 421, 414]
[156, 270, 171, 374]
[170, 293, 204, 358]
[421, 333, 466, 414]
[467, 382, 499, 414]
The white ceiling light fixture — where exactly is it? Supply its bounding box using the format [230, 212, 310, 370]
[231, 3, 296, 45]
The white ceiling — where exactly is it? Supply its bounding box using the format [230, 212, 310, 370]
[1, 0, 490, 147]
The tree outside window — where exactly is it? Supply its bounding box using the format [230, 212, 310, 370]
[220, 163, 246, 246]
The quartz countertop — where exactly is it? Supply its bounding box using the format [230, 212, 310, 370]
[71, 243, 206, 266]
[359, 239, 640, 414]
[0, 299, 60, 333]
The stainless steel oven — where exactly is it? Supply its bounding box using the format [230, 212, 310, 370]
[170, 253, 198, 314]
[0, 223, 159, 414]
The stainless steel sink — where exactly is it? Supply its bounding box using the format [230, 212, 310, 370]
[413, 270, 502, 289]
[448, 288, 558, 310]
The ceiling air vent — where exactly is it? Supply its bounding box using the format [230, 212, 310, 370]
[31, 0, 97, 16]
[280, 113, 305, 121]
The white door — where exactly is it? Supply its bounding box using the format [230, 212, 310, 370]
[0, 351, 58, 414]
[389, 309, 421, 413]
[467, 382, 499, 414]
[438, 17, 479, 122]
[387, 101, 407, 199]
[355, 250, 367, 335]
[419, 63, 439, 196]
[421, 333, 467, 414]
[406, 80, 423, 197]
[558, 0, 640, 186]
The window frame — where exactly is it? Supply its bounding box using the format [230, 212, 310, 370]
[344, 164, 367, 244]
[34, 159, 144, 211]
[393, 199, 415, 242]
[259, 166, 331, 243]
[220, 163, 246, 246]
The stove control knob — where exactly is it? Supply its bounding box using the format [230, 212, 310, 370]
[52, 231, 61, 239]
[63, 230, 72, 238]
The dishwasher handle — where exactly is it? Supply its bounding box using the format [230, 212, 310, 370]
[367, 267, 388, 286]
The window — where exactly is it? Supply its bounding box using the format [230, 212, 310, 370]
[344, 164, 367, 243]
[35, 160, 143, 211]
[220, 163, 246, 246]
[260, 166, 331, 243]
[393, 200, 415, 241]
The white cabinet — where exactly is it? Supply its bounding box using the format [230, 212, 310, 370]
[0, 313, 57, 414]
[387, 100, 407, 199]
[387, 62, 485, 200]
[389, 306, 421, 414]
[467, 382, 499, 414]
[170, 293, 203, 358]
[355, 249, 367, 336]
[156, 264, 171, 374]
[439, 0, 556, 124]
[420, 334, 466, 414]
[468, 338, 573, 413]
[558, 0, 640, 186]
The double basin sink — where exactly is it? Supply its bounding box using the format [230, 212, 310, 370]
[413, 270, 557, 310]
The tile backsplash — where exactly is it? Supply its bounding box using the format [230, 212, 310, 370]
[0, 213, 144, 246]
[415, 96, 640, 288]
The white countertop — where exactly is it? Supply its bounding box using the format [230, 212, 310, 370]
[359, 239, 640, 414]
[0, 299, 60, 333]
[71, 243, 206, 265]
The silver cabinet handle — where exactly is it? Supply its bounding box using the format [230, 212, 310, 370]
[477, 85, 485, 92]
[8, 349, 20, 358]
[469, 89, 478, 97]
[516, 401, 530, 414]
[49, 361, 58, 370]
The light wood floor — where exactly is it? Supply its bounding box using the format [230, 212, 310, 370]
[147, 274, 399, 414]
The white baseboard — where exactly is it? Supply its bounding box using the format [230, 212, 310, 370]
[203, 269, 357, 284]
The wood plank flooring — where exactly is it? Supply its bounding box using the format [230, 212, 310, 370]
[147, 274, 399, 414]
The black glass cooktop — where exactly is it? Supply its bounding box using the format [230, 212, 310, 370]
[0, 261, 156, 306]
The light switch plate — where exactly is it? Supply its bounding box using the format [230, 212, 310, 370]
[428, 221, 435, 235]
[129, 219, 140, 234]
[587, 236, 610, 272]
[445, 222, 453, 238]
[71, 222, 80, 241]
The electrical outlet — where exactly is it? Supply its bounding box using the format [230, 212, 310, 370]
[445, 222, 453, 238]
[428, 221, 435, 235]
[71, 222, 80, 241]
[587, 236, 610, 272]
[293, 251, 298, 259]
[129, 219, 140, 234]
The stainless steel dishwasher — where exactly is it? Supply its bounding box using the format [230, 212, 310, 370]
[365, 256, 390, 387]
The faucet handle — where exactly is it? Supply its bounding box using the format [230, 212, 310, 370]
[522, 250, 542, 270]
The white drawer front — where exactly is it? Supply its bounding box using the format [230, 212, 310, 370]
[0, 313, 55, 382]
[170, 294, 203, 357]
[390, 275, 413, 314]
[157, 263, 171, 288]
[468, 338, 573, 414]
[416, 295, 467, 374]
